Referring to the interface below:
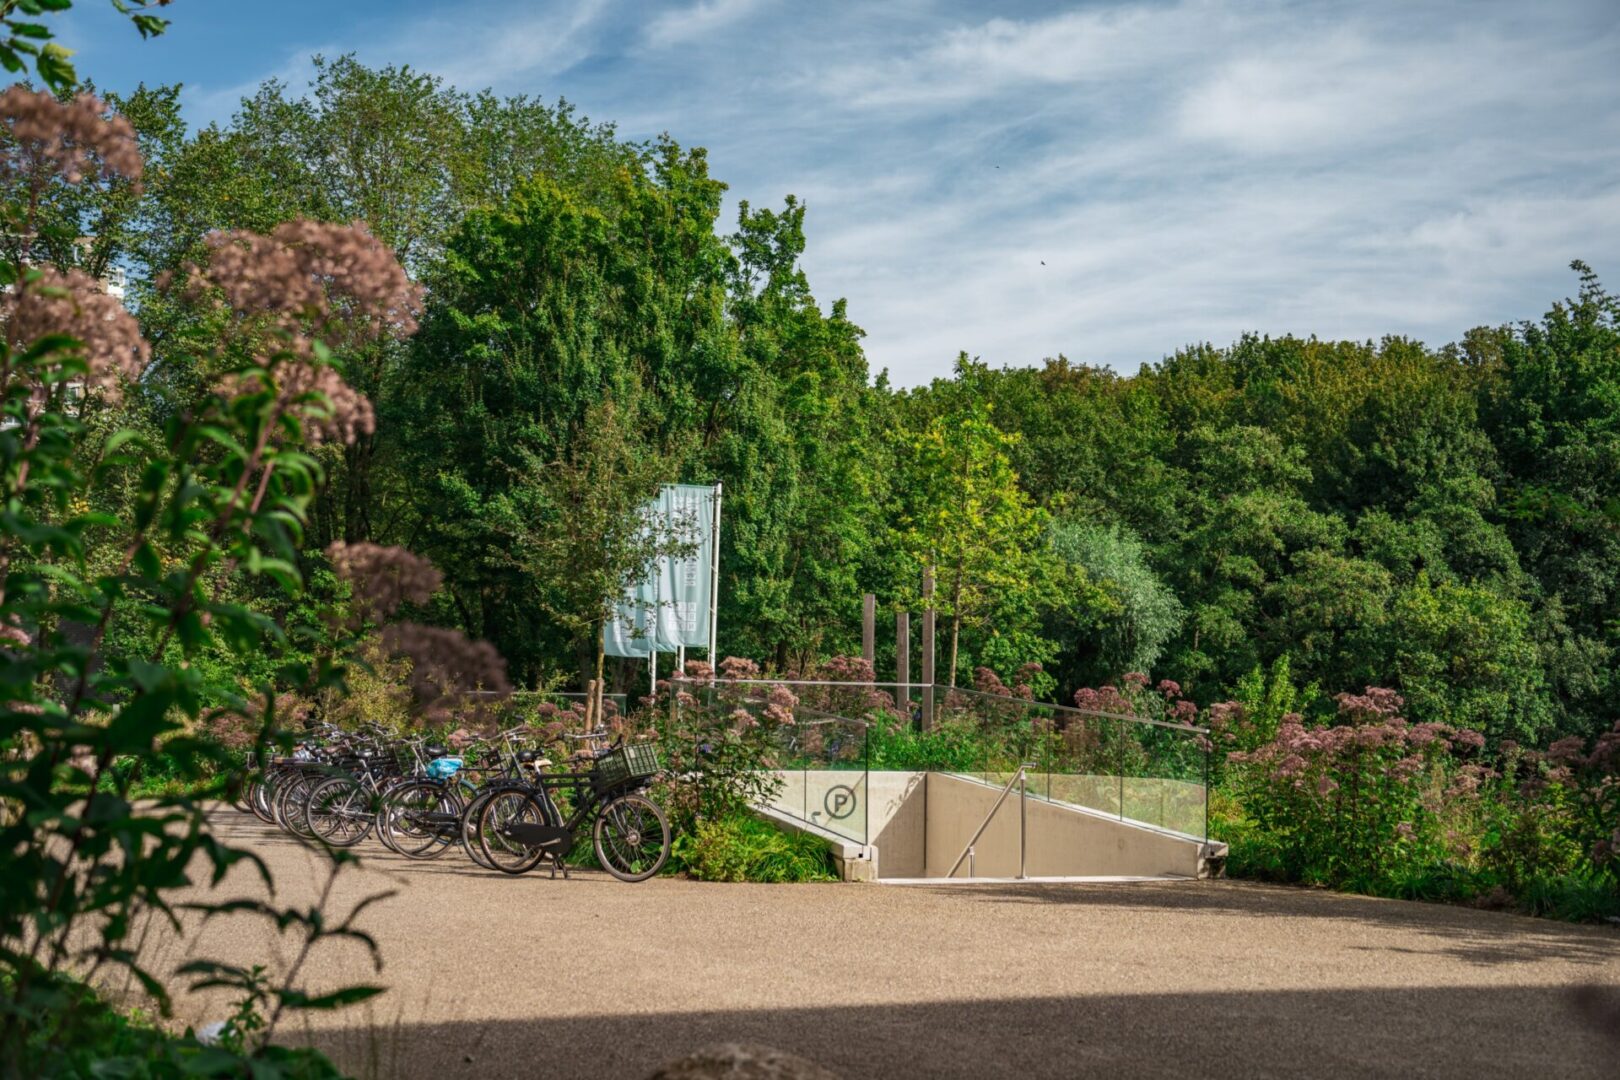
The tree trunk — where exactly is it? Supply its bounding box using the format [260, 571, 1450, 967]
[948, 570, 965, 688]
[594, 637, 606, 730]
[949, 614, 961, 689]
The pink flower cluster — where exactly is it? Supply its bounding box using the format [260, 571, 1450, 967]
[764, 684, 798, 725]
[1229, 687, 1487, 805]
[188, 220, 421, 352]
[4, 267, 150, 404]
[225, 361, 375, 446]
[1073, 684, 1135, 715]
[718, 656, 760, 680]
[973, 665, 1035, 701]
[177, 219, 422, 447]
[326, 541, 442, 621]
[0, 86, 143, 191]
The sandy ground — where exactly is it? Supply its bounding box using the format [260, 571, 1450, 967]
[133, 808, 1620, 1080]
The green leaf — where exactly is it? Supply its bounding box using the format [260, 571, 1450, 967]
[130, 14, 168, 38]
[277, 985, 385, 1011]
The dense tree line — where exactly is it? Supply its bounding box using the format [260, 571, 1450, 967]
[64, 59, 1620, 746]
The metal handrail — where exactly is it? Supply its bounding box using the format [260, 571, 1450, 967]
[938, 683, 1210, 735]
[948, 762, 1035, 879]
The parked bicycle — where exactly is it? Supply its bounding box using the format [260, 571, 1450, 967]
[473, 731, 670, 882]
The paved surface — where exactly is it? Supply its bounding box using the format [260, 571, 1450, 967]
[138, 809, 1620, 1079]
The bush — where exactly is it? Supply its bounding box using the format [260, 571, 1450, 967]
[674, 813, 838, 883]
[5, 968, 343, 1079]
[1213, 685, 1620, 921]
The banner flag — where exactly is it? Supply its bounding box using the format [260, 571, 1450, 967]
[654, 483, 715, 649]
[602, 482, 720, 658]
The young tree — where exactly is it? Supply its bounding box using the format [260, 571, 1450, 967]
[896, 367, 1048, 686]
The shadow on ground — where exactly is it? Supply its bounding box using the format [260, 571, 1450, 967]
[930, 879, 1620, 968]
[300, 984, 1620, 1080]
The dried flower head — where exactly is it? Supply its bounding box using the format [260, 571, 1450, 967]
[326, 541, 441, 621]
[0, 86, 143, 192]
[4, 267, 150, 404]
[379, 621, 511, 725]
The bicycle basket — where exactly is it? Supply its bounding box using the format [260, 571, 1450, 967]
[591, 743, 661, 790]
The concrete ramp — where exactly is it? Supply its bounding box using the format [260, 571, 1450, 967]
[761, 770, 1225, 882]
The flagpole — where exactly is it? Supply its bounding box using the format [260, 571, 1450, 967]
[709, 481, 723, 662]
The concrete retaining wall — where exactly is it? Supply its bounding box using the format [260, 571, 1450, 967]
[919, 773, 1214, 878]
[761, 769, 1222, 880]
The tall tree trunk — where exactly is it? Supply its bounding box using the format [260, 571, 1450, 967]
[949, 614, 961, 689]
[593, 636, 606, 730]
[948, 570, 964, 688]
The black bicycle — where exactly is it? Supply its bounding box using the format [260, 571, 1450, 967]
[473, 733, 670, 882]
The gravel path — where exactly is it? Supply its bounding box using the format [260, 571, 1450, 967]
[141, 809, 1620, 1079]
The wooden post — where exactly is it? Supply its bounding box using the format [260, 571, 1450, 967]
[861, 593, 876, 667]
[921, 567, 935, 731]
[896, 610, 911, 722]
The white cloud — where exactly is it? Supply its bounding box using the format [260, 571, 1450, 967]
[93, 0, 1620, 385]
[817, 1, 1224, 108]
[642, 0, 763, 49]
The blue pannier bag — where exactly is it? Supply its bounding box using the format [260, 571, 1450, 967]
[426, 756, 463, 781]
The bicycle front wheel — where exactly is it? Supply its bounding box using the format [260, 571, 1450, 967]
[593, 793, 670, 883]
[307, 777, 375, 847]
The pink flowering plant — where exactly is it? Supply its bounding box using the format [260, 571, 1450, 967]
[0, 49, 474, 1070]
[627, 658, 807, 835]
[1222, 688, 1490, 889]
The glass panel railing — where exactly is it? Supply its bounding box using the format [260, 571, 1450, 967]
[1121, 718, 1208, 840]
[929, 684, 1209, 842]
[680, 681, 872, 847]
[782, 710, 869, 845]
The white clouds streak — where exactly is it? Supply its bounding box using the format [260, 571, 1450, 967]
[642, 0, 764, 49]
[124, 0, 1620, 384]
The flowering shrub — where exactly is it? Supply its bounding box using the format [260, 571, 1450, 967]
[634, 671, 791, 835]
[0, 60, 500, 1074]
[1224, 689, 1484, 887]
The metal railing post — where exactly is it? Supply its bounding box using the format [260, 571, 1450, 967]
[1019, 769, 1027, 880]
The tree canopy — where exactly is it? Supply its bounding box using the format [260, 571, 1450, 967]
[68, 57, 1620, 744]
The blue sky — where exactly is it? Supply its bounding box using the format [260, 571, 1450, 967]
[59, 0, 1620, 386]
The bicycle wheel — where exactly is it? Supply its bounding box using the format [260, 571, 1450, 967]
[594, 793, 670, 882]
[476, 789, 556, 875]
[272, 772, 310, 834]
[248, 773, 276, 823]
[285, 772, 326, 840]
[307, 777, 375, 847]
[381, 780, 462, 859]
[459, 787, 501, 869]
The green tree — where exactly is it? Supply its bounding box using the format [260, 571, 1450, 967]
[896, 367, 1048, 687]
[1047, 518, 1180, 689]
[394, 152, 735, 684]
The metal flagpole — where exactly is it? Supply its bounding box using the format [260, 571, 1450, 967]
[709, 481, 723, 661]
[650, 648, 657, 697]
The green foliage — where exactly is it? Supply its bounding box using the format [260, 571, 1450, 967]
[1047, 518, 1181, 687]
[894, 361, 1051, 687]
[2, 967, 343, 1079]
[674, 812, 838, 883]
